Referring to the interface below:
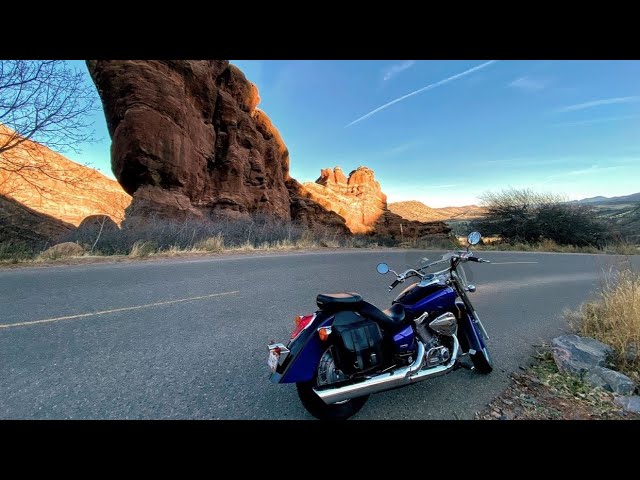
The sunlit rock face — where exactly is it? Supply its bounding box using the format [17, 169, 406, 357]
[0, 124, 131, 229]
[300, 166, 451, 239]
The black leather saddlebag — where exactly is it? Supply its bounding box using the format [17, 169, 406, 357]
[332, 311, 384, 375]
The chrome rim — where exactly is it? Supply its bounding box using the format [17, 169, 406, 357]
[317, 348, 350, 405]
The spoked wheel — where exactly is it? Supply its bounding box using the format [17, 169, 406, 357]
[296, 347, 369, 420]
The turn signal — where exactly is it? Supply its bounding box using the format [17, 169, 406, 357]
[318, 327, 331, 341]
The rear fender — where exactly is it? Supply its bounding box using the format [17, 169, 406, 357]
[270, 313, 334, 384]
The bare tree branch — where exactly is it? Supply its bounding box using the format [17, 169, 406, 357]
[0, 60, 98, 153]
[0, 60, 100, 199]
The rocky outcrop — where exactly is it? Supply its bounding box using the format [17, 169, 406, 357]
[300, 166, 450, 238]
[0, 124, 131, 226]
[87, 60, 292, 223]
[286, 178, 348, 233]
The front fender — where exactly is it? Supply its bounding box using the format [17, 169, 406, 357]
[270, 313, 334, 384]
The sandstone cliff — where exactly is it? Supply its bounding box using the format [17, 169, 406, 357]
[87, 60, 292, 222]
[0, 124, 131, 227]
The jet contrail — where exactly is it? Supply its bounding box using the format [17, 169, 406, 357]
[345, 60, 498, 128]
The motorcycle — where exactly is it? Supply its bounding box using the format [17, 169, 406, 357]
[267, 231, 493, 420]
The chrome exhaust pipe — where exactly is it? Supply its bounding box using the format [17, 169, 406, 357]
[314, 336, 459, 405]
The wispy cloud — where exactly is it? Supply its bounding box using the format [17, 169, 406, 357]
[553, 113, 640, 127]
[508, 76, 548, 92]
[346, 60, 498, 128]
[556, 96, 640, 113]
[382, 140, 423, 157]
[546, 164, 628, 181]
[383, 60, 415, 81]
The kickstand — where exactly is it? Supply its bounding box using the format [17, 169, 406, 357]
[455, 357, 475, 371]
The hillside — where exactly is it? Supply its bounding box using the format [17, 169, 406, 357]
[573, 192, 640, 205]
[0, 124, 131, 227]
[388, 200, 486, 222]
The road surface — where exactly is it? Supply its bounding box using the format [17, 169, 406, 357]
[1, 250, 637, 419]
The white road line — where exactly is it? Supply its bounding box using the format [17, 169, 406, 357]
[488, 262, 539, 265]
[0, 291, 240, 330]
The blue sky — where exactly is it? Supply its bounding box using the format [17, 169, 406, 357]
[68, 60, 640, 207]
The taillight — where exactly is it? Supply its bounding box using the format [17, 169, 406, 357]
[290, 314, 315, 339]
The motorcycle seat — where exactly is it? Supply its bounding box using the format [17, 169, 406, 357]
[316, 292, 363, 310]
[316, 293, 407, 331]
[358, 301, 407, 330]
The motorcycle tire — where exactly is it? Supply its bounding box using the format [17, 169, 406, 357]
[470, 346, 493, 374]
[296, 347, 369, 420]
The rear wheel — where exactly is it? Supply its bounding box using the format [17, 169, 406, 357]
[296, 348, 369, 420]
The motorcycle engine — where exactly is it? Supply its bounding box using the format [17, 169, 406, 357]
[426, 345, 450, 367]
[414, 312, 451, 368]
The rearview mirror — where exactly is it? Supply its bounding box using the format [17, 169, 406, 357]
[376, 263, 390, 274]
[467, 231, 481, 246]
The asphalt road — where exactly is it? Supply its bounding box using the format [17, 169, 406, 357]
[1, 250, 637, 419]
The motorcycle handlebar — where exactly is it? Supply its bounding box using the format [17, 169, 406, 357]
[389, 279, 400, 291]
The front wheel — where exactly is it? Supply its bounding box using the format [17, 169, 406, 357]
[470, 346, 493, 374]
[296, 348, 369, 420]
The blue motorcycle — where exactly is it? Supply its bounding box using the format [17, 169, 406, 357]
[267, 231, 492, 419]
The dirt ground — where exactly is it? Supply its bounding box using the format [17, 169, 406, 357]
[475, 350, 639, 420]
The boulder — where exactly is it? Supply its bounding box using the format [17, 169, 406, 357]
[614, 395, 640, 414]
[585, 366, 636, 395]
[551, 334, 613, 375]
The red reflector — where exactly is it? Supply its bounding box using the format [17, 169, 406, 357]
[290, 314, 314, 339]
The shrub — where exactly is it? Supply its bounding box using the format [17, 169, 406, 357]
[473, 188, 613, 247]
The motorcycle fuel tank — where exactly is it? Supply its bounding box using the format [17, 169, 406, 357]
[393, 282, 456, 318]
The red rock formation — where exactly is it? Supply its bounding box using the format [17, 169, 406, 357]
[300, 166, 451, 239]
[286, 178, 349, 233]
[86, 60, 448, 240]
[87, 60, 292, 223]
[0, 124, 131, 227]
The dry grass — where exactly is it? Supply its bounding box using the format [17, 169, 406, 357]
[194, 234, 225, 252]
[568, 268, 640, 379]
[38, 242, 85, 261]
[129, 240, 157, 258]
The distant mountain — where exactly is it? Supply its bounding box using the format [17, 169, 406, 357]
[388, 200, 486, 222]
[573, 192, 640, 205]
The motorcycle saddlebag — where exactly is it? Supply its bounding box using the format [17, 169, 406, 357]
[331, 311, 384, 375]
